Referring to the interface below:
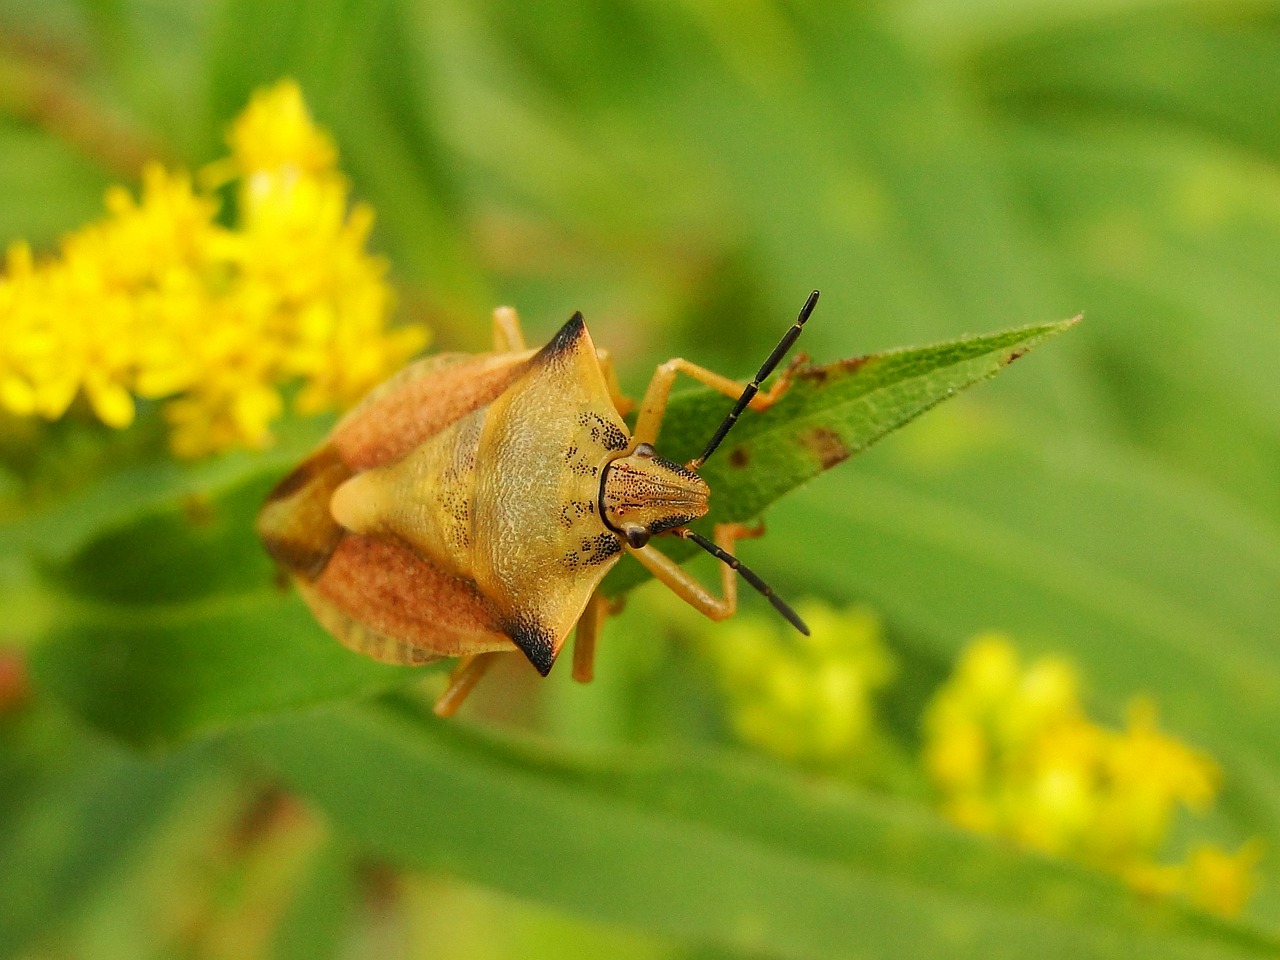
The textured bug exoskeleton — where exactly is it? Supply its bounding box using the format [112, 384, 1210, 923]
[258, 294, 819, 715]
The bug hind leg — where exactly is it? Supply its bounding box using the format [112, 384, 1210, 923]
[571, 589, 610, 683]
[571, 590, 630, 683]
[433, 652, 506, 717]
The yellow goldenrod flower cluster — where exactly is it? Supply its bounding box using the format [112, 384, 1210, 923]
[923, 633, 1261, 917]
[702, 601, 894, 765]
[0, 80, 425, 457]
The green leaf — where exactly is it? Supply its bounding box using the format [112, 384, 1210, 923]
[0, 714, 201, 956]
[32, 589, 422, 749]
[0, 415, 328, 566]
[240, 702, 1280, 960]
[268, 839, 359, 960]
[604, 316, 1078, 594]
[973, 15, 1280, 163]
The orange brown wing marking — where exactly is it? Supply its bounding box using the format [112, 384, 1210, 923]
[331, 352, 533, 471]
[256, 445, 352, 580]
[306, 534, 515, 662]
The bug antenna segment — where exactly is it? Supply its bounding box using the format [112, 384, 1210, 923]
[681, 529, 810, 636]
[690, 289, 820, 470]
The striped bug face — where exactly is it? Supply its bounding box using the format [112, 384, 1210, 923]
[599, 442, 710, 549]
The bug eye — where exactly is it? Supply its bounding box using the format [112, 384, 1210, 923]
[623, 525, 650, 549]
[633, 443, 655, 459]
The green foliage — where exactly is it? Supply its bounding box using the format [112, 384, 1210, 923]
[242, 700, 1280, 960]
[2, 0, 1279, 957]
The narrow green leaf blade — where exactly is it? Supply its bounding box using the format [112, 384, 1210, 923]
[240, 703, 1280, 960]
[31, 589, 424, 749]
[0, 723, 200, 956]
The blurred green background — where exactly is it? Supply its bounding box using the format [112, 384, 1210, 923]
[3, 0, 1280, 957]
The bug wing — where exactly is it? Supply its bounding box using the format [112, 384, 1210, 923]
[259, 347, 539, 664]
[299, 533, 512, 664]
[331, 349, 535, 471]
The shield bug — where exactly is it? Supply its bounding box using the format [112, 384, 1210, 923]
[258, 292, 819, 715]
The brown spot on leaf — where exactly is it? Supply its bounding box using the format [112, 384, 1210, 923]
[227, 787, 304, 852]
[728, 445, 750, 468]
[0, 650, 29, 714]
[801, 426, 850, 470]
[1005, 348, 1027, 364]
[799, 355, 869, 385]
[182, 493, 216, 527]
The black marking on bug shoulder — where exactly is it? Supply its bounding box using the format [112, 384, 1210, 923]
[505, 616, 558, 676]
[559, 499, 596, 529]
[559, 532, 622, 572]
[577, 411, 628, 452]
[532, 312, 586, 366]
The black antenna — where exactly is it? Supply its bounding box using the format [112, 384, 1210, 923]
[680, 529, 809, 636]
[689, 290, 819, 470]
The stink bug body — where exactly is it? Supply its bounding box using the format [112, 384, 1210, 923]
[258, 293, 819, 715]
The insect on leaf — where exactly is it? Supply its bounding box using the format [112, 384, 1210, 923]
[26, 315, 1076, 748]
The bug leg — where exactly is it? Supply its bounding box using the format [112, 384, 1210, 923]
[624, 522, 758, 621]
[632, 358, 799, 447]
[433, 652, 503, 717]
[594, 348, 634, 417]
[491, 306, 527, 352]
[571, 589, 611, 683]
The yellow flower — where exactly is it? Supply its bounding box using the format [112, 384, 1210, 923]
[0, 79, 425, 456]
[226, 79, 338, 178]
[1184, 841, 1263, 919]
[922, 634, 1260, 918]
[703, 601, 894, 765]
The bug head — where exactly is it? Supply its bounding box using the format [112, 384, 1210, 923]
[602, 291, 820, 636]
[599, 442, 709, 549]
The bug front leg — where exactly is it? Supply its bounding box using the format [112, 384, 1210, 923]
[433, 652, 506, 717]
[632, 359, 797, 448]
[491, 306, 527, 352]
[625, 522, 762, 621]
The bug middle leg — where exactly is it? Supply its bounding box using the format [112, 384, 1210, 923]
[433, 651, 505, 717]
[632, 358, 797, 448]
[625, 522, 762, 621]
